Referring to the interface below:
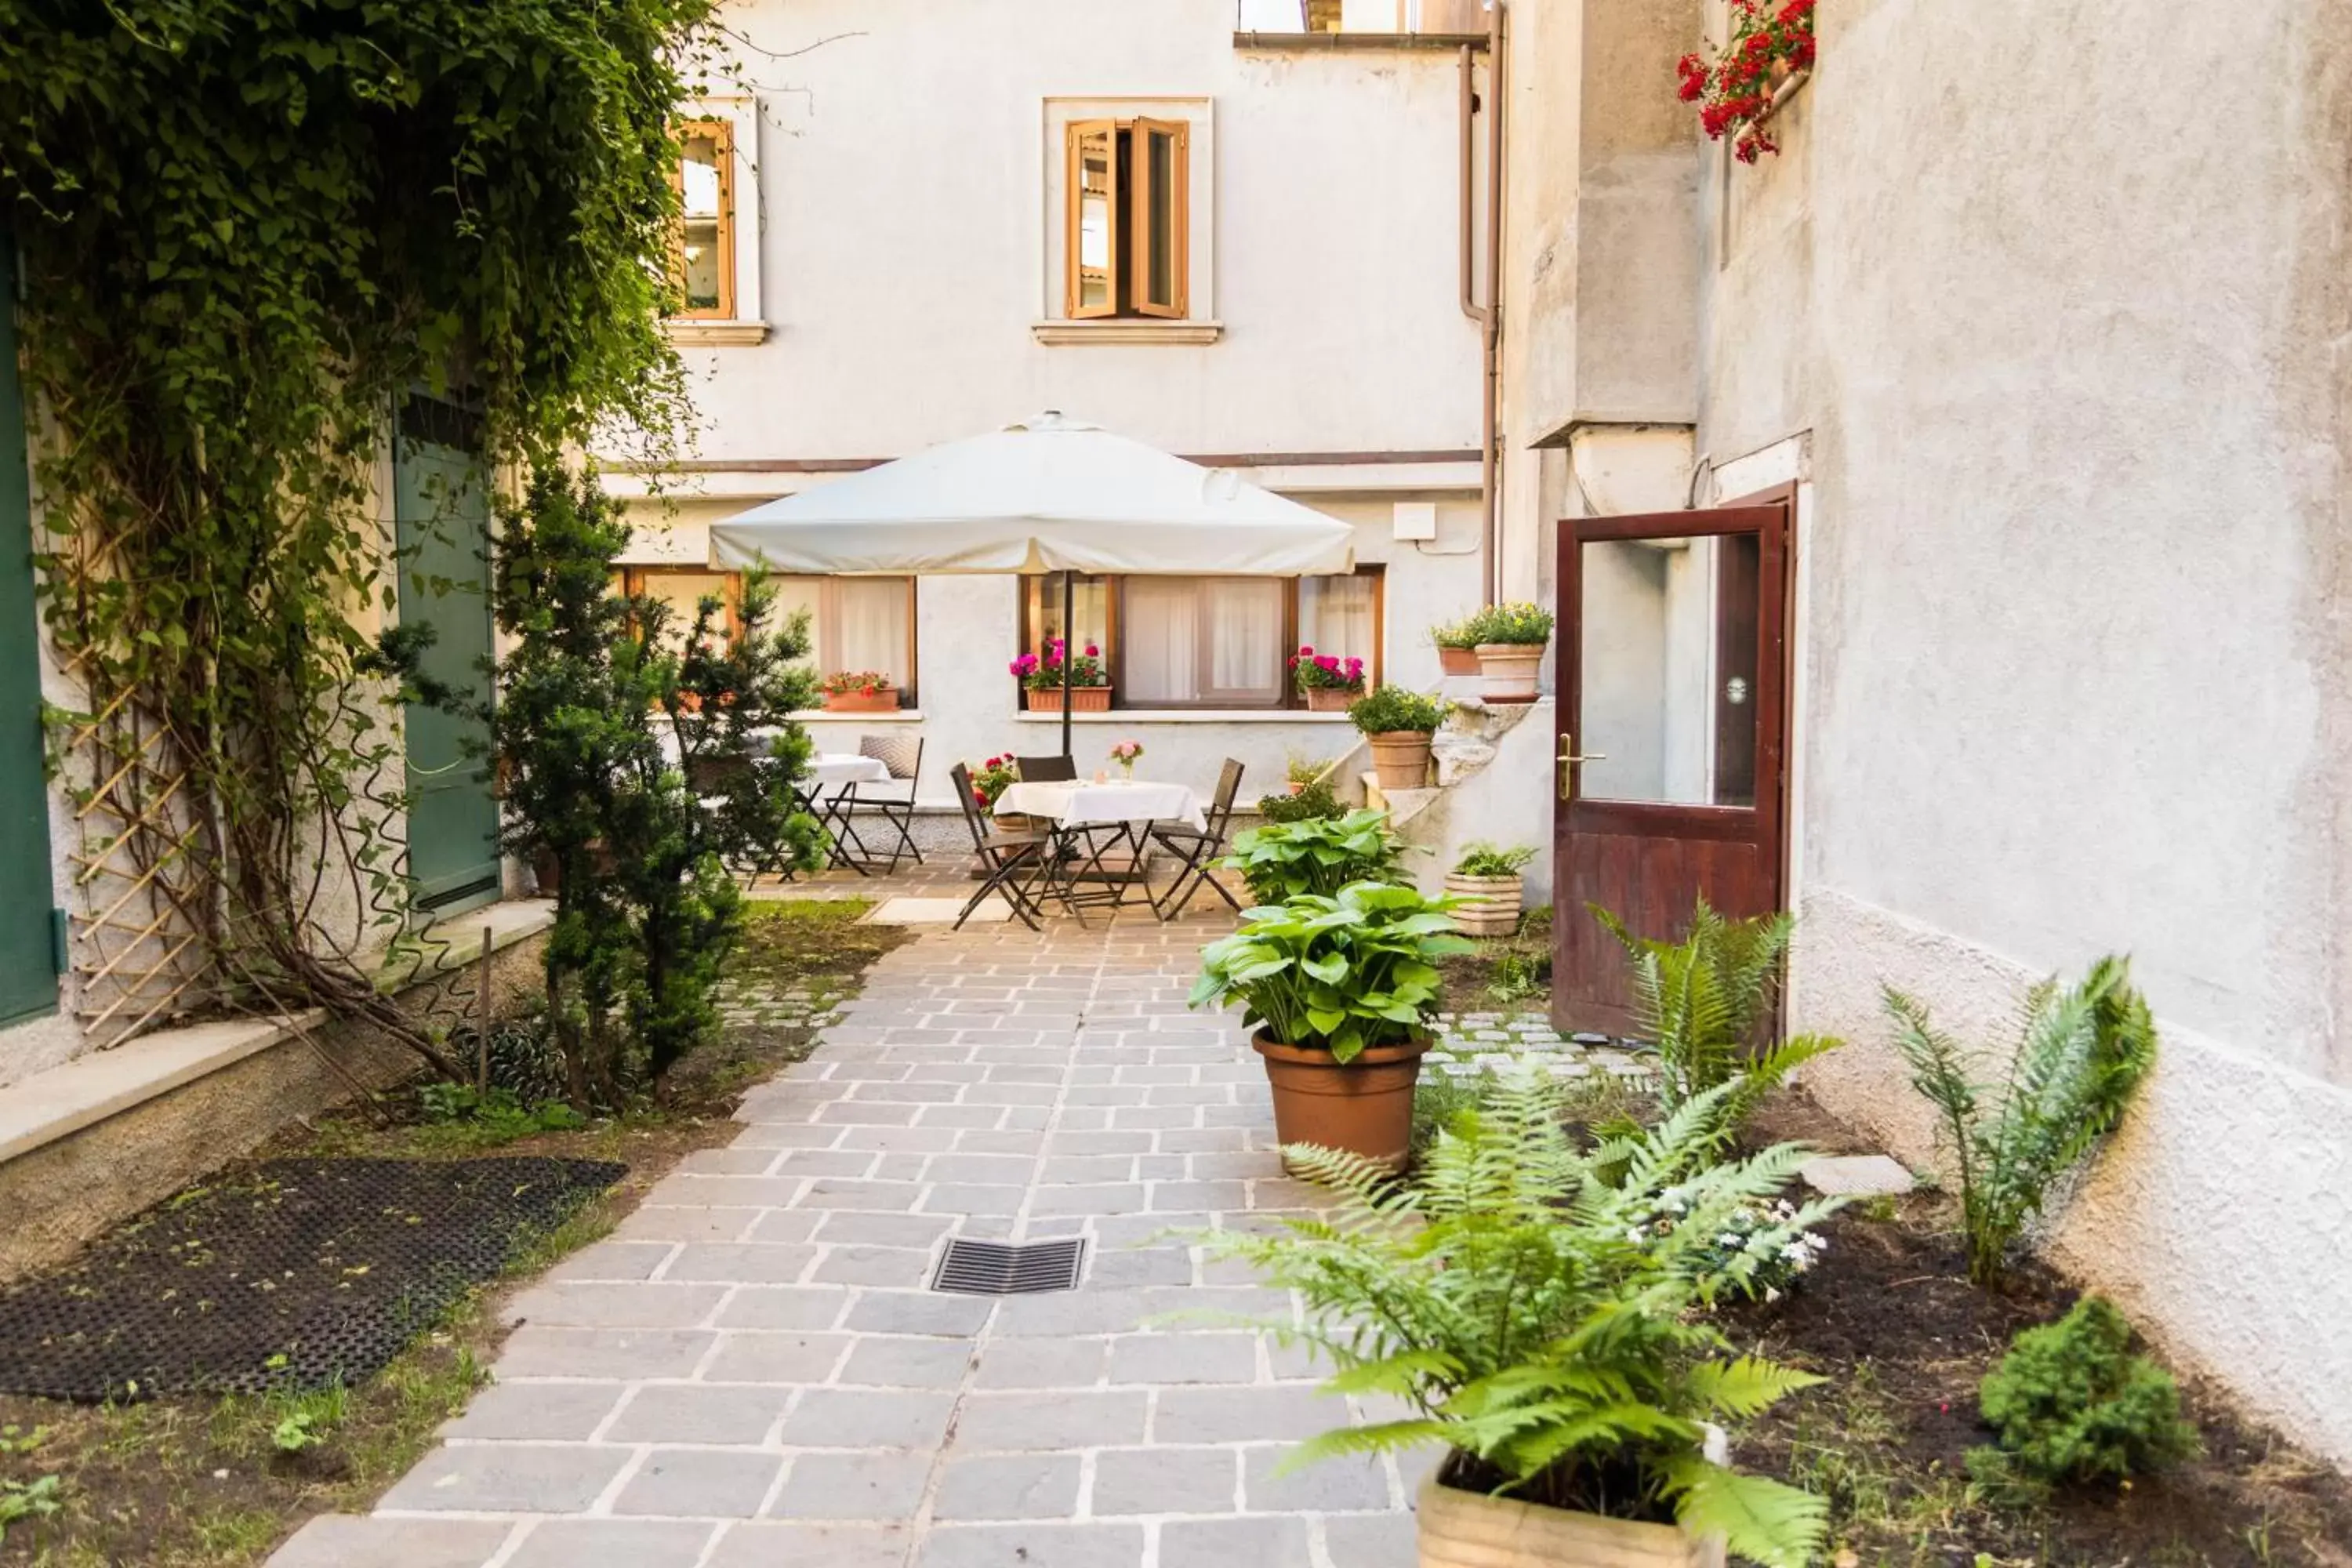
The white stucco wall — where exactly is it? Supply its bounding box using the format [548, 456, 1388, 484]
[1684, 0, 2352, 1465]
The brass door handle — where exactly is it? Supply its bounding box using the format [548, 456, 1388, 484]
[1557, 735, 1607, 800]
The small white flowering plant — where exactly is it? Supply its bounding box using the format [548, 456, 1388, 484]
[1631, 1191, 1829, 1304]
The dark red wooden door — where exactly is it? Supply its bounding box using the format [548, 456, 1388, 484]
[1551, 500, 1791, 1035]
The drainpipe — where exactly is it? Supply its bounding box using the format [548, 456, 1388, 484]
[1458, 5, 1506, 606]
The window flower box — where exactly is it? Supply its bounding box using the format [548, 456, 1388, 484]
[820, 670, 900, 712]
[1025, 684, 1113, 713]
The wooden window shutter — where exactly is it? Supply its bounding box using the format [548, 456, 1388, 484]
[675, 118, 736, 320]
[1065, 120, 1121, 319]
[1128, 118, 1189, 319]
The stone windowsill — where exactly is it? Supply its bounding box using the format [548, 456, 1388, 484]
[1231, 31, 1488, 52]
[0, 900, 555, 1168]
[668, 319, 772, 347]
[1030, 319, 1224, 347]
[791, 709, 924, 724]
[1016, 709, 1350, 724]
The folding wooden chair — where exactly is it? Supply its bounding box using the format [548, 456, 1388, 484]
[1014, 753, 1077, 782]
[949, 763, 1051, 931]
[1149, 758, 1247, 920]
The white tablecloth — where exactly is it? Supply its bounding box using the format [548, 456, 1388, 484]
[808, 753, 893, 789]
[994, 778, 1206, 833]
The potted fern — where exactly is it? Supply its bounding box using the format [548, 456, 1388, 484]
[1190, 881, 1470, 1171]
[1445, 841, 1535, 938]
[1348, 685, 1448, 791]
[1466, 601, 1554, 703]
[1198, 1073, 1837, 1568]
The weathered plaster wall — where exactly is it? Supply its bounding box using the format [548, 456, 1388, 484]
[1693, 0, 2352, 1462]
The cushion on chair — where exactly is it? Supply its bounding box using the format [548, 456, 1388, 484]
[859, 731, 921, 779]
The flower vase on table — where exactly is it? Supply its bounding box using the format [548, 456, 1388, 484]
[1108, 739, 1144, 782]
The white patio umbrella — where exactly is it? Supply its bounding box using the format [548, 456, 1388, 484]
[710, 412, 1356, 757]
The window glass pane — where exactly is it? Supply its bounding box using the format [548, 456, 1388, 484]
[1123, 578, 1283, 706]
[681, 128, 726, 312]
[779, 575, 916, 699]
[1146, 129, 1177, 307]
[1298, 572, 1377, 672]
[1074, 126, 1115, 314]
[638, 571, 731, 657]
[1575, 535, 1760, 807]
[1027, 573, 1109, 658]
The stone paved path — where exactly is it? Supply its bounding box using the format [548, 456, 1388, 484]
[269, 910, 1419, 1568]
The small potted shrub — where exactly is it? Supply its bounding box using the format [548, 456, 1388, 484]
[1348, 685, 1447, 791]
[1224, 808, 1409, 904]
[1289, 644, 1366, 712]
[1011, 638, 1111, 712]
[1466, 601, 1554, 703]
[1197, 1073, 1837, 1568]
[1445, 841, 1534, 937]
[818, 669, 898, 713]
[1190, 881, 1469, 1170]
[1432, 614, 1482, 677]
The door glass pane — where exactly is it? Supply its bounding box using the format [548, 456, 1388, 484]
[1145, 128, 1178, 308]
[1025, 573, 1109, 662]
[1576, 533, 1761, 807]
[680, 128, 726, 313]
[1074, 125, 1115, 313]
[1122, 577, 1284, 706]
[1298, 572, 1377, 672]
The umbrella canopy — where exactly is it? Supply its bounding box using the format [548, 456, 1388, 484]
[709, 412, 1355, 576]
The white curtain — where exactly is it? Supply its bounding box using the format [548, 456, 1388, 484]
[641, 571, 732, 655]
[1298, 572, 1376, 671]
[771, 575, 913, 688]
[1206, 579, 1283, 702]
[1123, 577, 1200, 704]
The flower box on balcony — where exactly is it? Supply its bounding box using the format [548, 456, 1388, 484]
[1025, 685, 1112, 713]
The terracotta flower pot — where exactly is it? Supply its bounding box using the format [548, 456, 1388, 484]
[1025, 685, 1112, 713]
[823, 686, 898, 713]
[1443, 873, 1524, 938]
[1475, 642, 1544, 703]
[1253, 1030, 1429, 1173]
[1304, 686, 1359, 713]
[1437, 645, 1481, 677]
[1367, 729, 1435, 790]
[1417, 1474, 1725, 1568]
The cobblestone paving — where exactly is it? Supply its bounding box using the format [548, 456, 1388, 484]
[1425, 1011, 1656, 1083]
[268, 909, 1421, 1568]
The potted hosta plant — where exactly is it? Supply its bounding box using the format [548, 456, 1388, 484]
[1431, 614, 1483, 678]
[1011, 639, 1111, 711]
[1198, 1073, 1838, 1568]
[1290, 644, 1367, 712]
[1444, 841, 1535, 938]
[1348, 685, 1448, 791]
[1224, 808, 1410, 904]
[1466, 601, 1553, 703]
[819, 670, 898, 713]
[1190, 881, 1469, 1170]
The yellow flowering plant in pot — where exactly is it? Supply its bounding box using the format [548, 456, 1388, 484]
[1196, 1073, 1838, 1568]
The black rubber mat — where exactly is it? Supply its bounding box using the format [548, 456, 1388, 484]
[0, 1156, 624, 1401]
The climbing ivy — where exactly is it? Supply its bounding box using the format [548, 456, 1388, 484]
[0, 0, 717, 1062]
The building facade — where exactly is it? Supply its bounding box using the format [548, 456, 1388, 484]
[1498, 0, 2352, 1467]
[605, 0, 1500, 811]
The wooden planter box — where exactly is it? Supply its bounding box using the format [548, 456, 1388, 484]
[823, 686, 899, 713]
[1025, 685, 1112, 713]
[1443, 873, 1524, 938]
[1417, 1474, 1725, 1567]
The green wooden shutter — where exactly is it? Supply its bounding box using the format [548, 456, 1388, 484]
[0, 232, 61, 1025]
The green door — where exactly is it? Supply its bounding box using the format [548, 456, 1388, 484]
[394, 394, 501, 915]
[0, 234, 60, 1024]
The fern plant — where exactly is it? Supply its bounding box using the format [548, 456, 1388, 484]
[1196, 1073, 1839, 1567]
[1883, 956, 2156, 1287]
[1592, 899, 1841, 1126]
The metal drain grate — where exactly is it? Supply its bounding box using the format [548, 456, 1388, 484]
[931, 1237, 1086, 1296]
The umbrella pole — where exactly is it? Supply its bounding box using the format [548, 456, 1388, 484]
[1059, 568, 1076, 762]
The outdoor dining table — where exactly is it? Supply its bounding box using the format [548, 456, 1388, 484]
[800, 751, 893, 873]
[989, 777, 1206, 922]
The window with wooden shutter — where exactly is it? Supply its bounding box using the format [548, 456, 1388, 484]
[0, 231, 57, 1025]
[1062, 117, 1190, 321]
[675, 118, 735, 320]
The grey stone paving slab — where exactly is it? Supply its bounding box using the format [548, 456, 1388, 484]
[1155, 1385, 1345, 1443]
[269, 1515, 511, 1568]
[949, 1389, 1149, 1451]
[439, 1381, 625, 1441]
[1162, 1516, 1312, 1568]
[931, 1452, 1084, 1521]
[713, 1285, 851, 1330]
[1321, 1509, 1420, 1567]
[504, 1519, 713, 1568]
[781, 1388, 957, 1449]
[837, 1334, 976, 1388]
[495, 1327, 714, 1379]
[603, 1384, 789, 1445]
[1800, 1152, 1917, 1196]
[503, 1281, 728, 1329]
[771, 1451, 932, 1520]
[702, 1521, 909, 1568]
[1089, 1445, 1237, 1515]
[703, 1330, 853, 1383]
[1242, 1443, 1392, 1510]
[378, 1443, 630, 1513]
[1107, 1332, 1258, 1385]
[914, 1522, 1147, 1568]
[612, 1449, 782, 1517]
